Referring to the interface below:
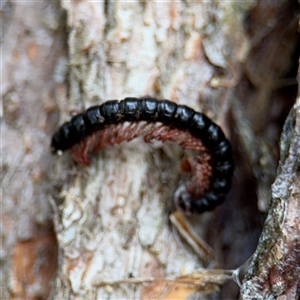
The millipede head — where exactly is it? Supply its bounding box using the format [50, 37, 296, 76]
[51, 122, 77, 152]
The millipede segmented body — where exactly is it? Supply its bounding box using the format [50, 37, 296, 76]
[51, 97, 234, 214]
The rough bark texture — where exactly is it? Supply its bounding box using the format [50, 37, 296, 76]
[2, 1, 66, 299]
[51, 2, 253, 299]
[240, 90, 300, 299]
[2, 1, 299, 300]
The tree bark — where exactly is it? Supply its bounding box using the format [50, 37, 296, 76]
[240, 84, 300, 299]
[2, 0, 66, 299]
[2, 1, 299, 299]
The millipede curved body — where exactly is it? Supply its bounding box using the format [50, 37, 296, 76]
[51, 97, 234, 214]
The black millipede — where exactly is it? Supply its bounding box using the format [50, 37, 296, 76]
[51, 97, 234, 214]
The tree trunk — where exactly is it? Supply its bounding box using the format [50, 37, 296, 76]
[2, 1, 299, 299]
[240, 84, 300, 299]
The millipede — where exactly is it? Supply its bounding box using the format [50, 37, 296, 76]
[51, 97, 234, 214]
